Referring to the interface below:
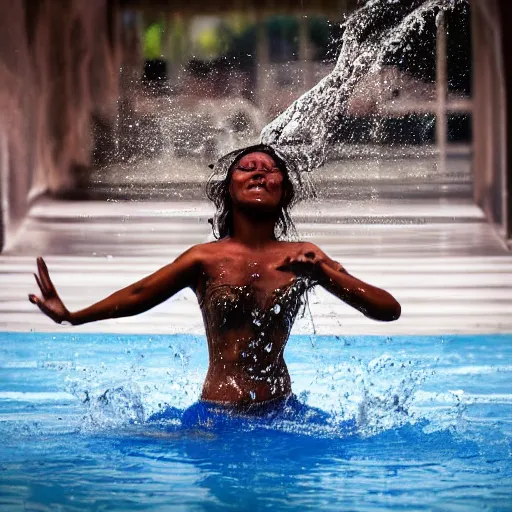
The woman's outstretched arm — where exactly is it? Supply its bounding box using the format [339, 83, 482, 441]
[278, 242, 401, 322]
[29, 247, 202, 325]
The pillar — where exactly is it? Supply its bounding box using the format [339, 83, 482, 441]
[436, 11, 447, 172]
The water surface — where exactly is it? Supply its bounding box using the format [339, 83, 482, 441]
[1, 332, 511, 511]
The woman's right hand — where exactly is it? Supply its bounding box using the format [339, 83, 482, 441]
[28, 257, 71, 324]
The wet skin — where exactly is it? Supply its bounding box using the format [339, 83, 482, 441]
[29, 152, 401, 407]
[196, 239, 310, 404]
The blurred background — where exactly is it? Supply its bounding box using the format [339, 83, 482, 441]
[0, 0, 511, 334]
[1, 0, 509, 248]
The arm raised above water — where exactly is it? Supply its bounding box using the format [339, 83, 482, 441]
[29, 246, 203, 326]
[277, 242, 401, 322]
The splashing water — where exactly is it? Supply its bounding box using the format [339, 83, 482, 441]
[261, 0, 468, 173]
[32, 334, 474, 440]
[2, 333, 511, 511]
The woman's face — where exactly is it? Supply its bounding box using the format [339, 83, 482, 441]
[229, 152, 285, 212]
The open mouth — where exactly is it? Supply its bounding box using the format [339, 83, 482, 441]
[248, 182, 267, 191]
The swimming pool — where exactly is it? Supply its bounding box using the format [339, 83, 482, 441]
[1, 332, 511, 511]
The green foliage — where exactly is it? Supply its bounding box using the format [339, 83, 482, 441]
[144, 22, 164, 60]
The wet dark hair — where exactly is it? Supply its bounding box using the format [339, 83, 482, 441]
[206, 144, 297, 240]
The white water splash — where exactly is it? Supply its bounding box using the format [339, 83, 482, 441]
[261, 0, 467, 172]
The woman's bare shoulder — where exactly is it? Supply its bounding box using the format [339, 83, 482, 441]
[185, 239, 231, 263]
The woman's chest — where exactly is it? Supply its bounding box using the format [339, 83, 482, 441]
[200, 252, 294, 294]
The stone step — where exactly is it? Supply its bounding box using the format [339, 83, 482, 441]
[2, 196, 511, 335]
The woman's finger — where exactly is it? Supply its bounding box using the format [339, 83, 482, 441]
[37, 257, 56, 295]
[33, 273, 46, 296]
[28, 294, 40, 305]
[28, 295, 52, 319]
[29, 294, 46, 312]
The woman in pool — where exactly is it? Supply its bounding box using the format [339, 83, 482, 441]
[29, 144, 400, 415]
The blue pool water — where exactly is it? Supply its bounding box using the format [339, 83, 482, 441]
[1, 332, 511, 511]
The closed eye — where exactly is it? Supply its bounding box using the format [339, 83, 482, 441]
[235, 166, 280, 174]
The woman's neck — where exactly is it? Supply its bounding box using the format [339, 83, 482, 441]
[231, 208, 278, 248]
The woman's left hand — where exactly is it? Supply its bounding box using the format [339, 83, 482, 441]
[276, 249, 324, 279]
[29, 257, 71, 324]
